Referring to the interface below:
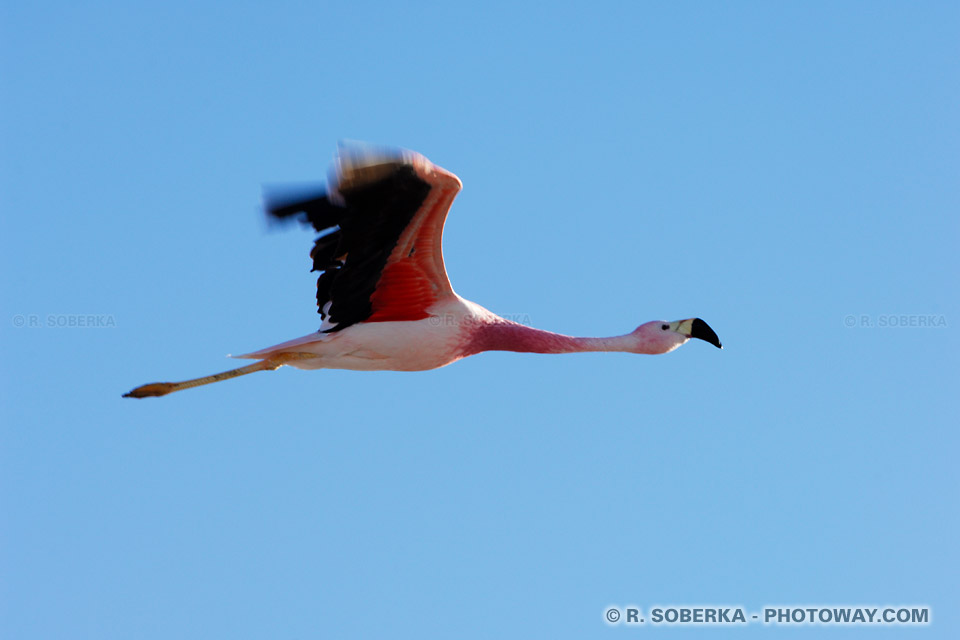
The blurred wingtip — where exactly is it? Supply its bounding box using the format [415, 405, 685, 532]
[260, 183, 330, 225]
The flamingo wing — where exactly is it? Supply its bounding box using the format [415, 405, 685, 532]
[265, 145, 462, 332]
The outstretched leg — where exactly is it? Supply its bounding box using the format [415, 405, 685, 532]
[123, 352, 316, 398]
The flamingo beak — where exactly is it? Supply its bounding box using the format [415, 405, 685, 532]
[677, 318, 722, 349]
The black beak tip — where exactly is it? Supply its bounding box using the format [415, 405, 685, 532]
[691, 318, 722, 349]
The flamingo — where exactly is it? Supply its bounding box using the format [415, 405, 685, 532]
[124, 144, 721, 398]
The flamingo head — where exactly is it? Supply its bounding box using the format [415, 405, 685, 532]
[632, 318, 723, 354]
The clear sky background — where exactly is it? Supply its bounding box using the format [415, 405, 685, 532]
[2, 2, 957, 638]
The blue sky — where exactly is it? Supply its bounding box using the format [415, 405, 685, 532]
[2, 2, 957, 638]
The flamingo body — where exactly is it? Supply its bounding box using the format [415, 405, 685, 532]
[236, 296, 493, 371]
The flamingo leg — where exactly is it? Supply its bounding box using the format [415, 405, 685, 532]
[122, 352, 318, 398]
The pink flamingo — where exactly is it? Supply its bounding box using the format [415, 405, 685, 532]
[125, 144, 721, 398]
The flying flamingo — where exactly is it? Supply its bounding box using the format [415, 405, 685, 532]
[124, 144, 721, 398]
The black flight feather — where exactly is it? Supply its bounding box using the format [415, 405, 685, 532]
[264, 163, 432, 332]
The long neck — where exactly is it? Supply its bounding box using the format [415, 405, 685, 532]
[466, 320, 636, 355]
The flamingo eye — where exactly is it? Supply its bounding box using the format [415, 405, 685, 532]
[661, 324, 669, 330]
